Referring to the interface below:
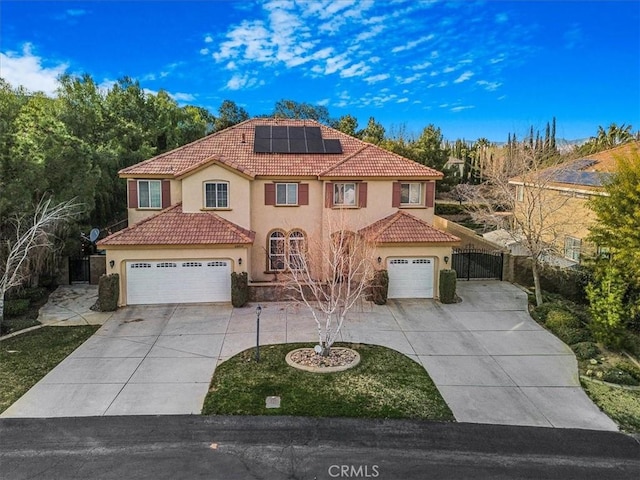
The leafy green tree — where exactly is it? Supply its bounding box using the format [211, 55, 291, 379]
[332, 114, 358, 136]
[359, 117, 385, 144]
[273, 99, 331, 124]
[586, 146, 640, 342]
[214, 100, 249, 132]
[577, 123, 635, 155]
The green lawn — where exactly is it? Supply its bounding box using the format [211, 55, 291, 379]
[203, 343, 454, 421]
[0, 326, 99, 413]
[581, 379, 640, 433]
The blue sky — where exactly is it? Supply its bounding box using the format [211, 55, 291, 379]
[1, 0, 639, 142]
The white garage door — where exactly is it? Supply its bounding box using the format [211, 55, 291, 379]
[387, 257, 434, 299]
[126, 260, 231, 305]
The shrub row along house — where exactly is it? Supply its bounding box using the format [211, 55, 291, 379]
[98, 119, 460, 305]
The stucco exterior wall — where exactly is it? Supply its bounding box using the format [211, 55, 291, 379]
[104, 245, 249, 306]
[180, 164, 251, 229]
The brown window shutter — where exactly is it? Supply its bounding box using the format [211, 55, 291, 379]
[392, 182, 401, 207]
[265, 183, 275, 205]
[162, 180, 171, 208]
[128, 180, 138, 208]
[325, 182, 334, 208]
[426, 181, 435, 208]
[299, 183, 309, 205]
[358, 182, 367, 208]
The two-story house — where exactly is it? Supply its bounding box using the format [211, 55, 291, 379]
[508, 141, 639, 265]
[98, 118, 460, 305]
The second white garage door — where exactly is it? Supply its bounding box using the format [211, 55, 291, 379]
[126, 260, 231, 305]
[387, 257, 435, 299]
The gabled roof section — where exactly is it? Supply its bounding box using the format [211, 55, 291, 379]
[510, 142, 639, 191]
[359, 211, 460, 244]
[119, 118, 444, 179]
[320, 144, 442, 178]
[97, 204, 255, 246]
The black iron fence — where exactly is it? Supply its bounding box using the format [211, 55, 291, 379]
[452, 247, 504, 281]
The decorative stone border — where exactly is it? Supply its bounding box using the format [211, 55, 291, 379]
[285, 347, 361, 374]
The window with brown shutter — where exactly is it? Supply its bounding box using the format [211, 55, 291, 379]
[127, 180, 138, 208]
[358, 182, 368, 208]
[325, 182, 334, 208]
[426, 181, 435, 208]
[162, 180, 171, 208]
[299, 183, 309, 205]
[392, 182, 401, 207]
[265, 183, 276, 205]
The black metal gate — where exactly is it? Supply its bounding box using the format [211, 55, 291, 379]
[69, 257, 90, 283]
[452, 247, 503, 280]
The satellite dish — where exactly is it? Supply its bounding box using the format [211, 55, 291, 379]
[89, 228, 100, 243]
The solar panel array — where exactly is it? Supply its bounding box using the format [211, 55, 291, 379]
[254, 125, 343, 154]
[545, 158, 610, 187]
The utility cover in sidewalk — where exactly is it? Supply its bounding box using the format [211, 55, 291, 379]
[266, 396, 281, 409]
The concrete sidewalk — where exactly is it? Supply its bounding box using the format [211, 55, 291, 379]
[1, 282, 618, 431]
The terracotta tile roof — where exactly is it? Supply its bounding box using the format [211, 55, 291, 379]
[98, 204, 255, 246]
[119, 118, 443, 179]
[359, 211, 460, 244]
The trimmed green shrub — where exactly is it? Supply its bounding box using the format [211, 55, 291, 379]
[96, 274, 119, 312]
[370, 270, 389, 305]
[545, 309, 582, 330]
[435, 203, 467, 215]
[19, 287, 49, 302]
[572, 342, 601, 360]
[586, 266, 628, 349]
[601, 368, 640, 386]
[231, 272, 249, 308]
[439, 269, 457, 304]
[3, 299, 30, 317]
[615, 362, 640, 383]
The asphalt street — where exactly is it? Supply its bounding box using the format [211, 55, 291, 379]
[1, 416, 638, 480]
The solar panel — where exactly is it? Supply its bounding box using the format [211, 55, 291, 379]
[272, 126, 288, 139]
[254, 137, 271, 153]
[289, 138, 307, 153]
[289, 126, 305, 139]
[272, 138, 290, 153]
[323, 139, 343, 154]
[552, 170, 608, 187]
[255, 126, 271, 139]
[306, 137, 324, 153]
[305, 127, 322, 139]
[253, 125, 342, 154]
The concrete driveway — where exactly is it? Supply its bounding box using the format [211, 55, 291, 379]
[1, 282, 618, 431]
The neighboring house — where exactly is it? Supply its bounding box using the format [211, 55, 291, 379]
[509, 141, 639, 265]
[98, 119, 460, 305]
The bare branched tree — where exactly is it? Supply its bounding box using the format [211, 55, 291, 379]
[463, 147, 586, 306]
[281, 213, 377, 355]
[0, 197, 81, 329]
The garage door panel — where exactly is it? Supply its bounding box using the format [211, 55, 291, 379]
[387, 257, 434, 299]
[126, 260, 231, 305]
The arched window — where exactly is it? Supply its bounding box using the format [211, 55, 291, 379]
[288, 230, 306, 270]
[267, 229, 307, 271]
[269, 230, 286, 271]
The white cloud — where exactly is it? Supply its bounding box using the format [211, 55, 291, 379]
[204, 35, 213, 43]
[225, 61, 238, 70]
[225, 72, 263, 90]
[495, 13, 508, 23]
[454, 71, 474, 83]
[66, 9, 87, 16]
[0, 44, 68, 95]
[391, 34, 434, 53]
[200, 48, 210, 55]
[397, 73, 423, 84]
[364, 73, 390, 84]
[317, 98, 330, 106]
[397, 98, 409, 103]
[443, 66, 456, 73]
[355, 24, 385, 42]
[340, 61, 370, 78]
[412, 61, 432, 70]
[451, 105, 474, 112]
[476, 80, 502, 91]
